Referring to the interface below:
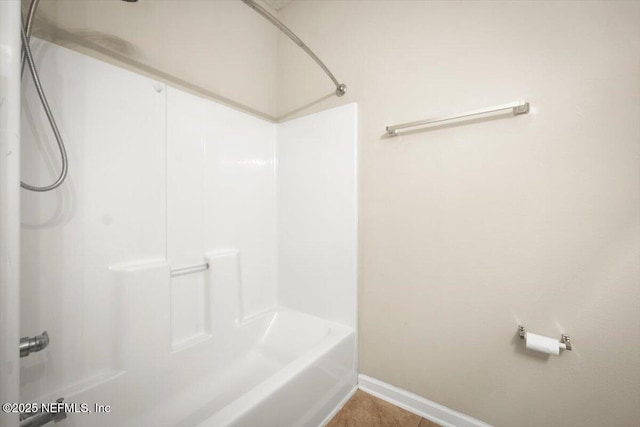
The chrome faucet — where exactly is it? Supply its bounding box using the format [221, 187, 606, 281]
[19, 331, 49, 358]
[19, 398, 67, 427]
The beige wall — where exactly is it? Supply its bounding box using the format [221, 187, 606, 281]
[24, 0, 280, 120]
[276, 1, 640, 426]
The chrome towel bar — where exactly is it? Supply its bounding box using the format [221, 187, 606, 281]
[386, 100, 530, 136]
[170, 263, 209, 277]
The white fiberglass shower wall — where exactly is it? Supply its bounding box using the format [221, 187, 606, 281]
[18, 38, 357, 427]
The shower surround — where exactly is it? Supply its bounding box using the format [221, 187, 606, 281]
[19, 38, 357, 426]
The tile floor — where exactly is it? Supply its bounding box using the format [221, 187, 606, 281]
[327, 390, 442, 427]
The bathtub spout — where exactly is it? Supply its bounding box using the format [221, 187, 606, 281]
[19, 398, 67, 427]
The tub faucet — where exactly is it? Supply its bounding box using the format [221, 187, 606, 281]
[20, 331, 49, 358]
[19, 398, 67, 427]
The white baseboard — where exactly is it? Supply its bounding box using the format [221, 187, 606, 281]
[358, 375, 492, 427]
[319, 385, 359, 427]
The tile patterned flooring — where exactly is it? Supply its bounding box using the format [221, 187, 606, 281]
[327, 390, 442, 427]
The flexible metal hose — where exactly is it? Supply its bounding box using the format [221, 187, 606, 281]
[20, 0, 39, 76]
[20, 0, 69, 192]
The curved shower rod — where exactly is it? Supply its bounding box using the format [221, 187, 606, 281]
[241, 0, 347, 97]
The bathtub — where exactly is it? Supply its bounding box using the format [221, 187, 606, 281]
[56, 307, 356, 427]
[192, 309, 357, 427]
[18, 37, 358, 427]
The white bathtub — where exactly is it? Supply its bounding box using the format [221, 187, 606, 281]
[57, 307, 356, 427]
[18, 38, 358, 427]
[192, 310, 356, 427]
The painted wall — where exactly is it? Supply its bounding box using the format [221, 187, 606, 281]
[277, 1, 640, 426]
[22, 0, 280, 119]
[0, 2, 22, 427]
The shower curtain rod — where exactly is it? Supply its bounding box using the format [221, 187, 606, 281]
[241, 0, 347, 97]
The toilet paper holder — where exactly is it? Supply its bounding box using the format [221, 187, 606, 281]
[518, 325, 572, 351]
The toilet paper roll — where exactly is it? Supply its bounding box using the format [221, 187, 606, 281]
[525, 332, 566, 356]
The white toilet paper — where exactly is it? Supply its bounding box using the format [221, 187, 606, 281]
[525, 332, 566, 356]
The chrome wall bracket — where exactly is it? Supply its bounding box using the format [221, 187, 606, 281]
[518, 325, 526, 338]
[560, 334, 572, 351]
[20, 331, 49, 358]
[513, 102, 530, 115]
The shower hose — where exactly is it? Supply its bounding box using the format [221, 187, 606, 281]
[20, 0, 69, 192]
